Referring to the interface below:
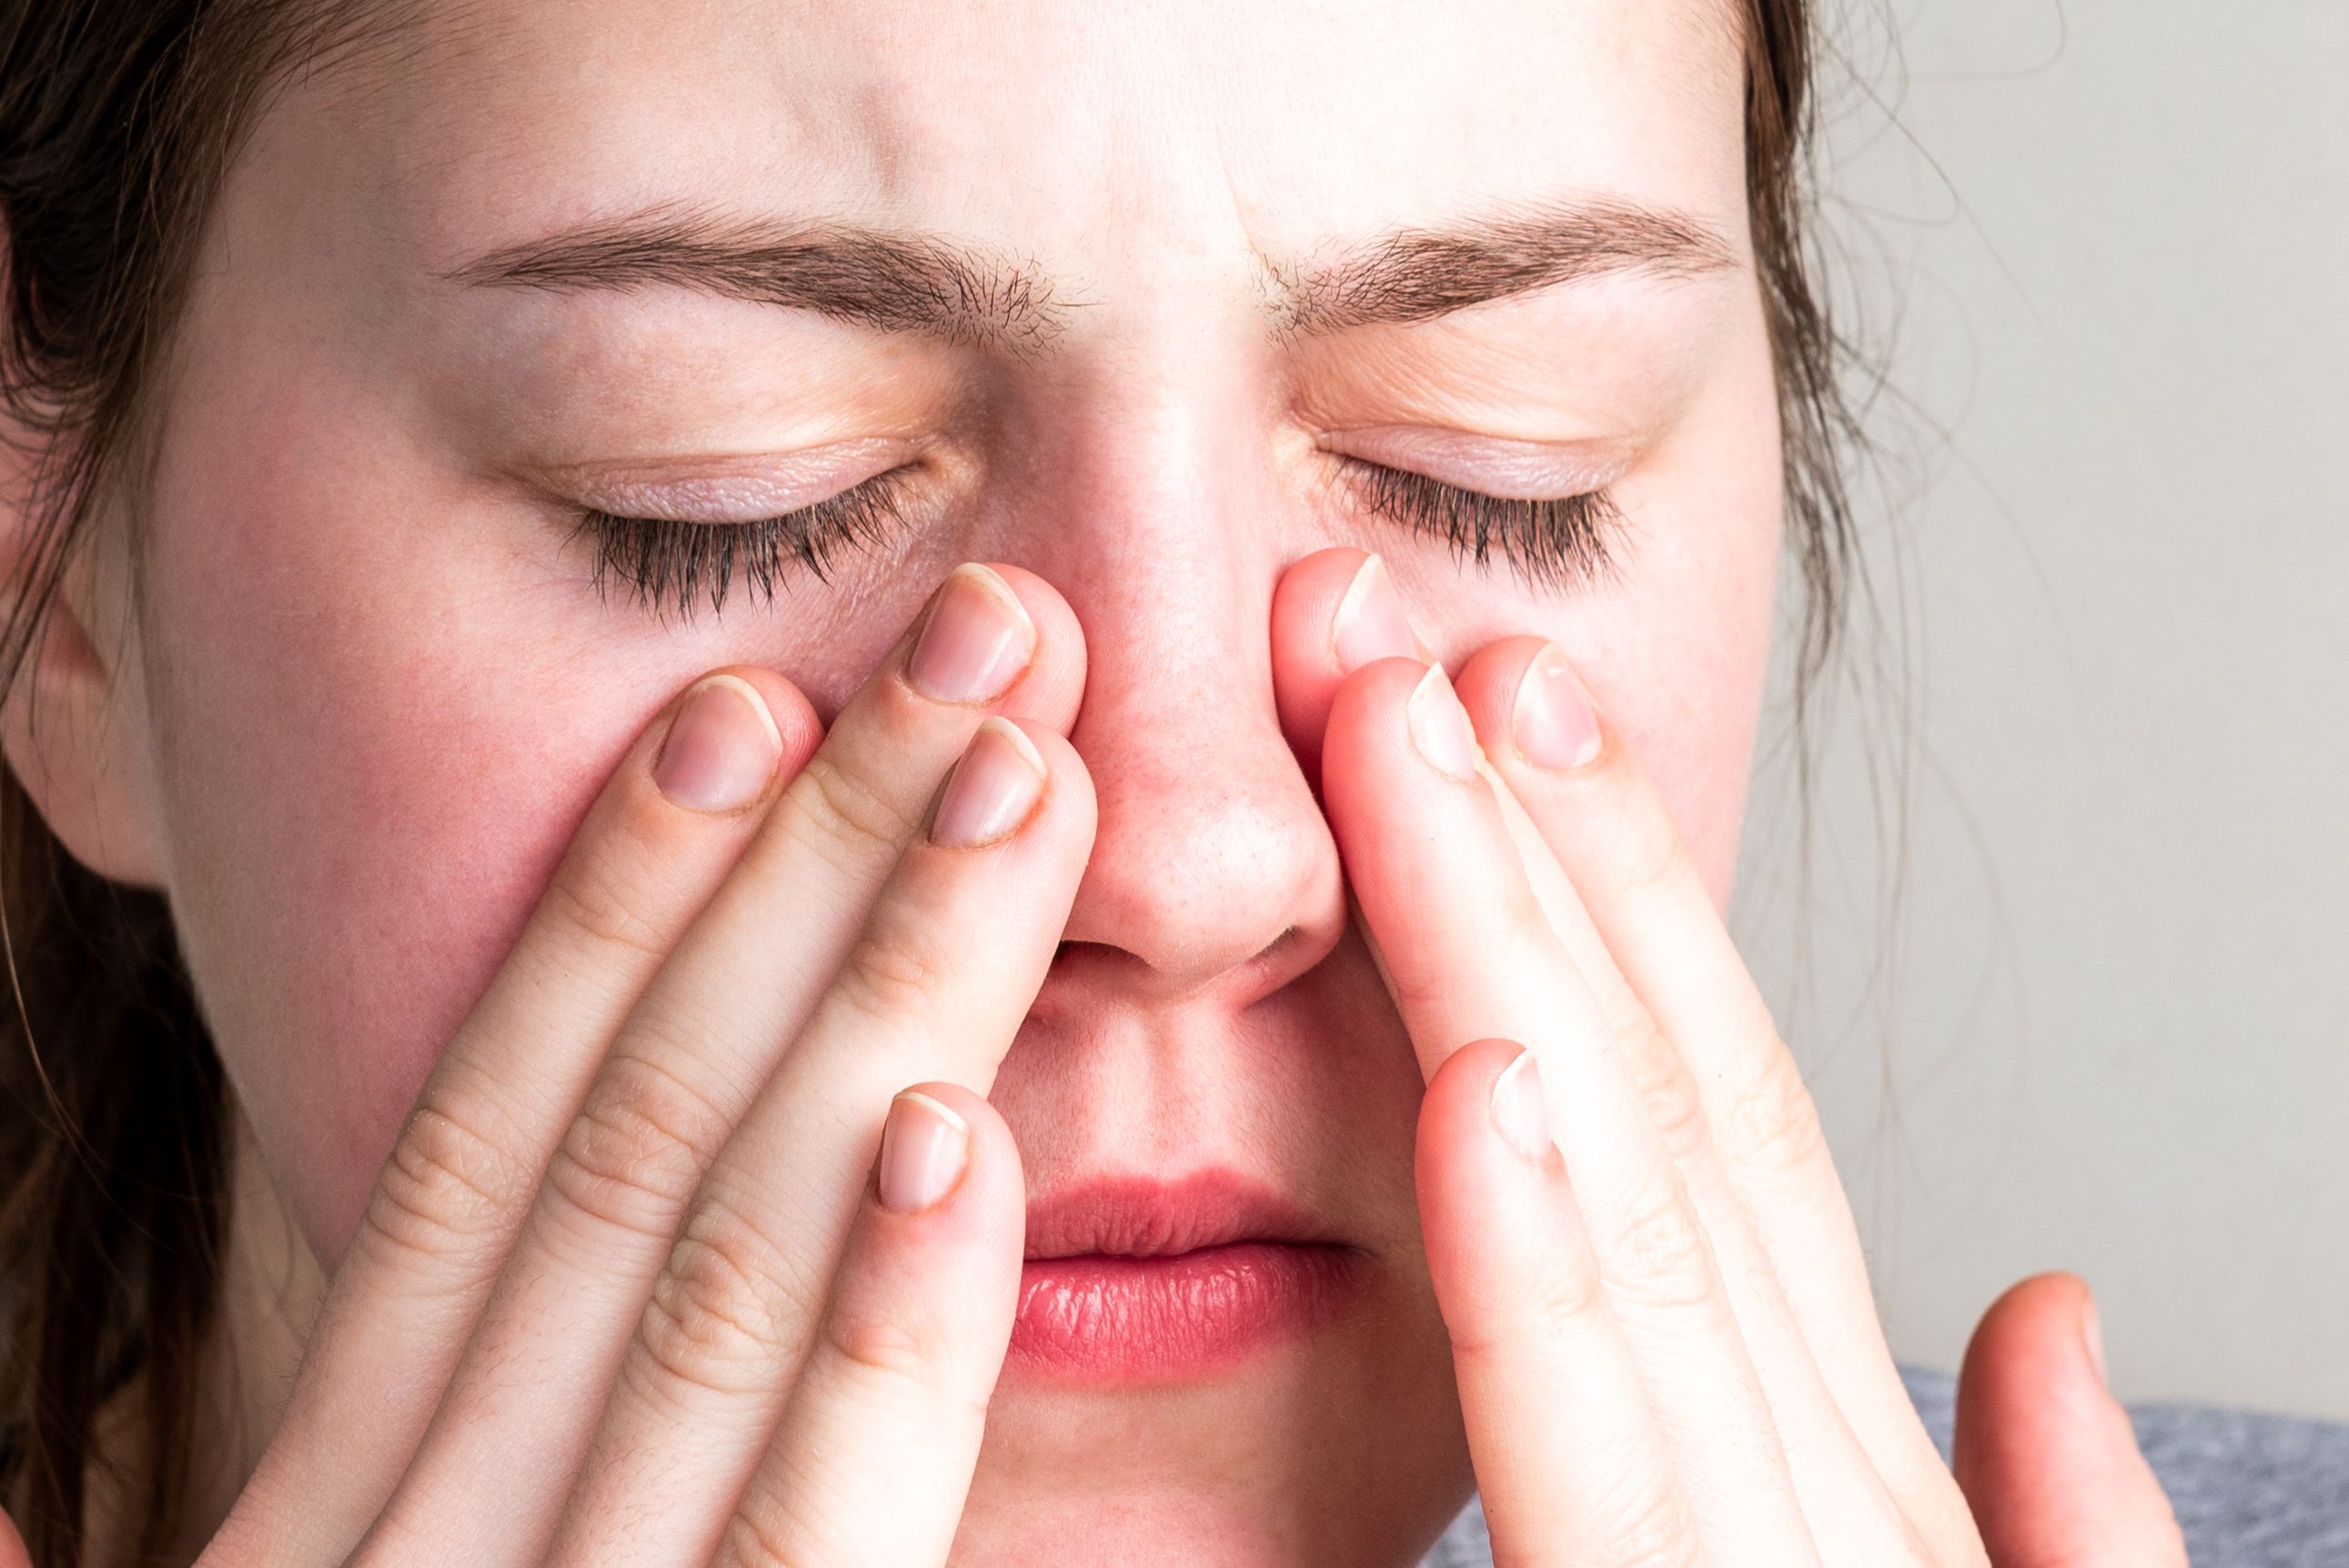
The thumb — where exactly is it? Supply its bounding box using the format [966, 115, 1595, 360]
[1952, 1272, 2186, 1567]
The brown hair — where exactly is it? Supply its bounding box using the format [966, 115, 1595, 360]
[0, 2, 1859, 1563]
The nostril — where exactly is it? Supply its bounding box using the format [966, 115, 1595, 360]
[1043, 928, 1314, 1000]
[1248, 925, 1308, 976]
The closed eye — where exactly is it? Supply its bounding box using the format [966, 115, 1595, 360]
[570, 451, 1622, 621]
[1337, 457, 1624, 588]
[572, 467, 916, 620]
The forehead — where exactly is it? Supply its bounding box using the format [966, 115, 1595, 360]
[274, 0, 1748, 281]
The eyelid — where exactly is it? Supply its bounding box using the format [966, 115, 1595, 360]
[544, 436, 920, 524]
[1317, 425, 1631, 499]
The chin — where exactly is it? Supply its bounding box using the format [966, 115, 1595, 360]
[953, 1267, 1473, 1567]
[948, 1492, 1312, 1568]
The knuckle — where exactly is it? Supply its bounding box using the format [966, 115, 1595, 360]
[1520, 1237, 1611, 1350]
[1618, 1016, 1712, 1168]
[635, 1198, 812, 1400]
[1597, 1479, 1702, 1568]
[1388, 883, 1550, 1018]
[1493, 873, 1562, 960]
[355, 1095, 534, 1271]
[1384, 960, 1453, 1020]
[546, 1054, 732, 1241]
[817, 1295, 983, 1424]
[794, 750, 920, 871]
[822, 1302, 939, 1387]
[832, 915, 951, 1029]
[716, 1505, 818, 1568]
[1719, 1049, 1832, 1185]
[1443, 1227, 1608, 1370]
[1608, 1174, 1727, 1319]
[1609, 801, 1687, 906]
[539, 830, 670, 963]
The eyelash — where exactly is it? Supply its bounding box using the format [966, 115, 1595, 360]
[1336, 458, 1623, 590]
[576, 458, 1622, 618]
[575, 470, 914, 620]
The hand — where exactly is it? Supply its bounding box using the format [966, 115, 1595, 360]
[187, 564, 1094, 1568]
[1954, 1272, 2186, 1568]
[1270, 548, 2186, 1567]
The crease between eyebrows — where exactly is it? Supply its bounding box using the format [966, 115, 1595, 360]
[443, 194, 1736, 350]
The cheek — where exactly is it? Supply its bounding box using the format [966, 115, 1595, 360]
[1395, 320, 1783, 907]
[140, 289, 1781, 1261]
[144, 494, 630, 1258]
[1588, 441, 1781, 909]
[136, 379, 807, 1260]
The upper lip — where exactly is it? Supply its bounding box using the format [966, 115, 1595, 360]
[1023, 1171, 1336, 1261]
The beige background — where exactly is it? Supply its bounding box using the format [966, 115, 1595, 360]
[1730, 1, 2349, 1420]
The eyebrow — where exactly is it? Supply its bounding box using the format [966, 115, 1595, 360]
[444, 206, 1066, 352]
[445, 196, 1734, 349]
[1281, 198, 1739, 335]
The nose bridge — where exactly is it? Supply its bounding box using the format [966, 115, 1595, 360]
[1021, 389, 1346, 1003]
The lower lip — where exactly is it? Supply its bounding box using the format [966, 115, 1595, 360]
[1009, 1241, 1365, 1379]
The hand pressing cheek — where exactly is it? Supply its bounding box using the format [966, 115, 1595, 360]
[1268, 547, 2183, 1568]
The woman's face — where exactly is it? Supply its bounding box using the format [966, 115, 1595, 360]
[99, 0, 1779, 1559]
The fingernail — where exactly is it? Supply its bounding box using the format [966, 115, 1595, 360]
[906, 564, 1035, 705]
[2082, 1288, 2110, 1388]
[929, 719, 1047, 848]
[652, 675, 784, 813]
[1406, 665, 1482, 782]
[1490, 1047, 1553, 1162]
[1331, 553, 1417, 673]
[1511, 644, 1602, 772]
[878, 1091, 971, 1213]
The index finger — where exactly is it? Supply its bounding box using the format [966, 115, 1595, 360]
[1450, 633, 1974, 1547]
[356, 566, 1082, 1567]
[1270, 552, 1956, 1549]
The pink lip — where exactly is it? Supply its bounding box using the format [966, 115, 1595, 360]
[1011, 1172, 1366, 1380]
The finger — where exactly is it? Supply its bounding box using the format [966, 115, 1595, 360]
[1433, 637, 1962, 1557]
[226, 666, 812, 1563]
[547, 719, 1094, 1568]
[1272, 557, 1949, 1551]
[1321, 656, 1816, 1554]
[719, 1083, 1021, 1568]
[1418, 1039, 1699, 1568]
[1955, 1275, 2186, 1568]
[1451, 633, 1970, 1541]
[1269, 548, 1423, 784]
[358, 567, 1081, 1566]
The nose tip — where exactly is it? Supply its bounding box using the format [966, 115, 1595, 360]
[1053, 668, 1348, 1007]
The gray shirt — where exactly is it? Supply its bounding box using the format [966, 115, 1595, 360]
[1422, 1368, 2349, 1567]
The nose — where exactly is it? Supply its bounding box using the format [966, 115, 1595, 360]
[1056, 570, 1346, 1002]
[1015, 419, 1348, 1008]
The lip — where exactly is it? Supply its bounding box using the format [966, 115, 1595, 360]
[1012, 1171, 1366, 1381]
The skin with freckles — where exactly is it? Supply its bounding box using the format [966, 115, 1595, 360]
[0, 1, 1806, 1563]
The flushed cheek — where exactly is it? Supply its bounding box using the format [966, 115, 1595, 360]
[1608, 492, 1783, 904]
[148, 571, 625, 1257]
[1391, 514, 1778, 910]
[1396, 330, 1784, 908]
[1588, 541, 1777, 907]
[1615, 317, 1788, 903]
[136, 412, 759, 1260]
